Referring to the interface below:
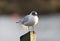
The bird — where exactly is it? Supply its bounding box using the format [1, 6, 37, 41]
[16, 11, 38, 31]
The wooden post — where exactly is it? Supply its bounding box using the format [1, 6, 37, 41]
[20, 31, 36, 41]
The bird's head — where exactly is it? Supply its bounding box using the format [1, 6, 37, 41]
[30, 11, 37, 16]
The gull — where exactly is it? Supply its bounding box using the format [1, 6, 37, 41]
[16, 11, 38, 31]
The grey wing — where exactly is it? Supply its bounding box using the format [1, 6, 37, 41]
[21, 15, 29, 24]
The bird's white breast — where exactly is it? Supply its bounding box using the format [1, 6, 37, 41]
[34, 16, 38, 25]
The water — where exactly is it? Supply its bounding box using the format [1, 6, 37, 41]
[0, 15, 60, 41]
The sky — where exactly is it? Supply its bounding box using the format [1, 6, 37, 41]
[0, 15, 60, 41]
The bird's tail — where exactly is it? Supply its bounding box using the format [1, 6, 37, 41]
[16, 18, 22, 23]
[16, 18, 29, 30]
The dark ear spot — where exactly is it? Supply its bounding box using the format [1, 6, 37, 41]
[32, 12, 35, 15]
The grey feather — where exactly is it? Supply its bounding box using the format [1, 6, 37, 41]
[21, 15, 29, 24]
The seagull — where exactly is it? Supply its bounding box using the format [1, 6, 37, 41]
[16, 11, 38, 31]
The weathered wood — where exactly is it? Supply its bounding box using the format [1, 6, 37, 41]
[20, 31, 36, 41]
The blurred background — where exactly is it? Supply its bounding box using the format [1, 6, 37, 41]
[0, 0, 60, 41]
[0, 0, 60, 15]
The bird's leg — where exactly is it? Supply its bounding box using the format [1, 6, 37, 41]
[28, 26, 29, 31]
[32, 25, 35, 32]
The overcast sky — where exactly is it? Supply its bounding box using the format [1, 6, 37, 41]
[0, 15, 60, 41]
